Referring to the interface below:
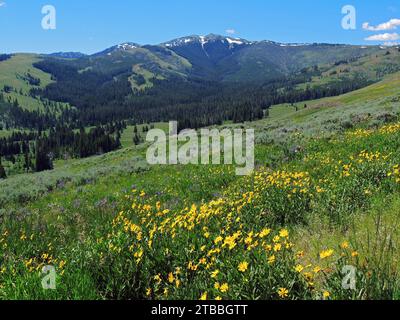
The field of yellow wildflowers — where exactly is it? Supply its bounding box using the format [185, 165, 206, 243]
[2, 117, 400, 300]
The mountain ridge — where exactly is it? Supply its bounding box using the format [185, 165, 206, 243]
[92, 34, 386, 57]
[1, 34, 398, 127]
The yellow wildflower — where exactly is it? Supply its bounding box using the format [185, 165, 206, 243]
[259, 228, 271, 238]
[200, 292, 208, 300]
[295, 264, 304, 273]
[320, 249, 334, 259]
[268, 255, 276, 264]
[154, 274, 162, 283]
[59, 260, 66, 269]
[279, 229, 289, 238]
[238, 261, 249, 273]
[341, 241, 349, 249]
[277, 288, 289, 299]
[211, 270, 220, 278]
[220, 283, 229, 293]
[214, 236, 223, 245]
[313, 266, 322, 274]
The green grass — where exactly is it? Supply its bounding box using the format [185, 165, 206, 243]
[1, 71, 400, 299]
[0, 54, 69, 111]
[129, 65, 164, 91]
[120, 122, 169, 148]
[0, 128, 31, 139]
[0, 54, 51, 111]
[0, 54, 53, 91]
[3, 118, 400, 299]
[296, 47, 400, 90]
[122, 46, 191, 91]
[0, 130, 11, 138]
[218, 71, 400, 146]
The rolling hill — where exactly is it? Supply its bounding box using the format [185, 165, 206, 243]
[0, 54, 55, 111]
[0, 53, 71, 120]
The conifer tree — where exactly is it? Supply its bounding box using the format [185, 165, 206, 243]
[0, 157, 7, 179]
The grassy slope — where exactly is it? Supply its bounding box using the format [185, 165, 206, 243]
[249, 72, 400, 287]
[120, 122, 169, 148]
[1, 71, 400, 299]
[92, 46, 191, 91]
[223, 71, 400, 146]
[296, 47, 400, 90]
[3, 71, 400, 207]
[0, 54, 54, 111]
[129, 65, 163, 91]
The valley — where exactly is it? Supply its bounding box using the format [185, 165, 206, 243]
[1, 34, 400, 300]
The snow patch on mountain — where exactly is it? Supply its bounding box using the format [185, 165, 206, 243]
[199, 36, 208, 46]
[226, 37, 243, 45]
[198, 36, 209, 57]
[163, 35, 249, 49]
[117, 43, 138, 50]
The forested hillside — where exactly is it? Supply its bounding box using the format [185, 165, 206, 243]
[1, 36, 399, 178]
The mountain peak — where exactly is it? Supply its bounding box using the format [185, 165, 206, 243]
[92, 42, 141, 56]
[162, 34, 251, 48]
[116, 42, 140, 50]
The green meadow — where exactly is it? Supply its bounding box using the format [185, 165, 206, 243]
[0, 54, 69, 111]
[1, 70, 400, 299]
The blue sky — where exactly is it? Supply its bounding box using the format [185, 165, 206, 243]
[0, 0, 399, 54]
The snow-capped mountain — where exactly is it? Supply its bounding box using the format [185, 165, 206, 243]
[84, 34, 379, 83]
[163, 34, 252, 48]
[91, 42, 141, 57]
[160, 34, 255, 78]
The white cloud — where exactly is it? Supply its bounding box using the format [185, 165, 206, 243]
[0, 2, 6, 7]
[365, 33, 400, 41]
[225, 29, 236, 35]
[363, 18, 400, 31]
